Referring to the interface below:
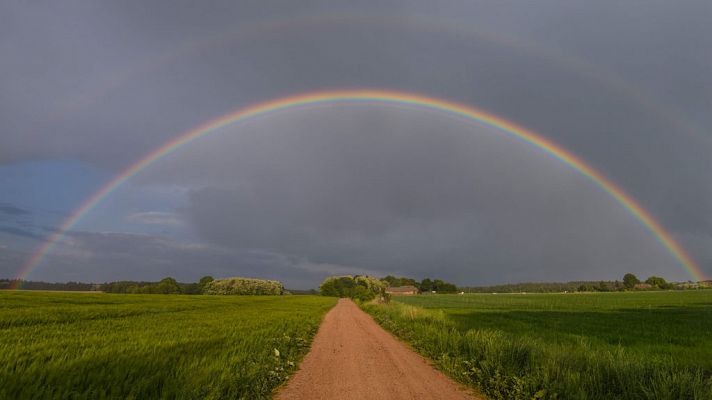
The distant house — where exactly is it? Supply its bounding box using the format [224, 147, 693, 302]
[386, 286, 419, 296]
[634, 283, 652, 290]
[699, 280, 712, 288]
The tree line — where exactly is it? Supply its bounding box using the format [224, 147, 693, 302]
[318, 275, 460, 302]
[381, 275, 458, 293]
[0, 279, 98, 291]
[5, 273, 707, 295]
[319, 275, 386, 301]
[463, 273, 703, 293]
[100, 276, 215, 294]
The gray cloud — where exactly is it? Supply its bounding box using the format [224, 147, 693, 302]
[0, 204, 29, 216]
[144, 107, 684, 284]
[1, 1, 710, 284]
[1, 230, 386, 288]
[127, 211, 185, 226]
[0, 226, 42, 241]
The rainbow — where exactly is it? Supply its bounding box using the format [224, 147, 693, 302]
[13, 89, 705, 288]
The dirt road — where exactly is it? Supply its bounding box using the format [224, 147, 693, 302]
[275, 299, 477, 400]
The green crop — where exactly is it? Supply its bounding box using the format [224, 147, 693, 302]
[364, 291, 712, 399]
[0, 291, 335, 399]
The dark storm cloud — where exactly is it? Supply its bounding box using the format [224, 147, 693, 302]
[0, 204, 29, 216]
[144, 108, 684, 284]
[1, 1, 711, 283]
[5, 230, 384, 288]
[127, 211, 185, 226]
[0, 226, 42, 241]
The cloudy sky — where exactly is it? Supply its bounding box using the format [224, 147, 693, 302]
[1, 1, 711, 288]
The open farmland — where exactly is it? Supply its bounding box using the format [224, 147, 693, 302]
[0, 291, 335, 399]
[364, 291, 712, 399]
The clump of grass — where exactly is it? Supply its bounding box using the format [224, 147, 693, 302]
[364, 291, 712, 399]
[0, 291, 336, 399]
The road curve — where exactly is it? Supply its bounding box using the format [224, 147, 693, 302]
[274, 298, 478, 400]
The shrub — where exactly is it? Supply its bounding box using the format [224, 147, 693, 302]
[203, 277, 285, 295]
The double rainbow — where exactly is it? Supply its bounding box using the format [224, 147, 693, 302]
[13, 89, 704, 287]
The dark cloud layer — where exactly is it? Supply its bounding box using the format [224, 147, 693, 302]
[0, 204, 29, 216]
[1, 1, 710, 285]
[0, 230, 386, 289]
[0, 226, 42, 241]
[146, 108, 680, 285]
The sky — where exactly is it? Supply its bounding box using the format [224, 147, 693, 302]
[1, 1, 711, 289]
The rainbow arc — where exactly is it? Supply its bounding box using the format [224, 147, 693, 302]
[12, 89, 704, 288]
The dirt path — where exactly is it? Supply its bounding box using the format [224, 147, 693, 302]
[275, 299, 478, 400]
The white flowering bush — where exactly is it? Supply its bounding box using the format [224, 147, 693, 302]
[203, 277, 285, 295]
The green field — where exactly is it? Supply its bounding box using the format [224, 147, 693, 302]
[364, 291, 712, 399]
[0, 291, 336, 399]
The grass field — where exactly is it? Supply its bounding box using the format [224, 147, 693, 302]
[0, 291, 336, 399]
[364, 291, 712, 399]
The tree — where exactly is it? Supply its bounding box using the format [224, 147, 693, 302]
[645, 276, 667, 288]
[181, 283, 201, 294]
[351, 285, 372, 302]
[382, 276, 419, 288]
[154, 277, 181, 294]
[399, 278, 418, 287]
[613, 280, 624, 291]
[431, 279, 455, 293]
[198, 276, 214, 293]
[623, 273, 640, 289]
[319, 275, 385, 301]
[420, 278, 433, 292]
[382, 275, 399, 287]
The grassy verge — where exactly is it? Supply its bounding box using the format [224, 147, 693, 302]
[363, 291, 712, 399]
[0, 291, 336, 399]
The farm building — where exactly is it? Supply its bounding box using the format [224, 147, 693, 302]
[386, 286, 419, 296]
[634, 283, 652, 290]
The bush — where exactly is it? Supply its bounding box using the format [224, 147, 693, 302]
[203, 277, 285, 295]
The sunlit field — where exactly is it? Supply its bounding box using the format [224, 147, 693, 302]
[0, 291, 335, 399]
[365, 291, 712, 399]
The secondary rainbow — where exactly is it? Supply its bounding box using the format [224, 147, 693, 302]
[13, 89, 705, 287]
